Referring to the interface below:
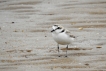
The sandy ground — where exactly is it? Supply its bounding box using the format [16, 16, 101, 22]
[0, 0, 106, 71]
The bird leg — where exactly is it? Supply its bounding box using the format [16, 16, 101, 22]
[65, 45, 68, 57]
[57, 44, 60, 57]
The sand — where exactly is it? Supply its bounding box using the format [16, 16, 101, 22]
[0, 0, 106, 71]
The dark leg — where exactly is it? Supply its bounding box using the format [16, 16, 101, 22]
[65, 45, 68, 57]
[57, 44, 60, 57]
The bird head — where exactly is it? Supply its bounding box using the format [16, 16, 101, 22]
[51, 24, 64, 33]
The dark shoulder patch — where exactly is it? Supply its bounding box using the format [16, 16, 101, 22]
[70, 35, 75, 38]
[60, 29, 65, 33]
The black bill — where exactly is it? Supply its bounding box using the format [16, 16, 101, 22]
[51, 29, 55, 32]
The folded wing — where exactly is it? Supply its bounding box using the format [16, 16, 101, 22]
[66, 30, 75, 38]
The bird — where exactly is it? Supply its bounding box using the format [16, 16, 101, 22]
[51, 24, 75, 57]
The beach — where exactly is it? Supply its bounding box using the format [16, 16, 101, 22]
[0, 0, 106, 71]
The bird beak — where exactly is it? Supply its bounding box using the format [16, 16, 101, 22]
[51, 29, 55, 32]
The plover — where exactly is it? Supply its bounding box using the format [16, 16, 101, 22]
[51, 24, 75, 57]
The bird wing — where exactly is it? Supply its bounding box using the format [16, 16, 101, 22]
[66, 30, 75, 38]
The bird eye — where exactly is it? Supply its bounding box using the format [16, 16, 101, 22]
[57, 27, 61, 29]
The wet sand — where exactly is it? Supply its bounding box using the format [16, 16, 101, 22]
[0, 0, 106, 71]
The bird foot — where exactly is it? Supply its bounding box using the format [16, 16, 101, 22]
[65, 56, 67, 57]
[58, 56, 60, 57]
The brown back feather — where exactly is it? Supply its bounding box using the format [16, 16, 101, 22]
[66, 30, 75, 38]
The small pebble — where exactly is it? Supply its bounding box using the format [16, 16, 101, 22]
[48, 2, 50, 4]
[96, 46, 102, 48]
[26, 50, 32, 52]
[85, 63, 89, 66]
[14, 30, 18, 32]
[12, 22, 14, 23]
[5, 42, 7, 44]
[78, 27, 83, 30]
